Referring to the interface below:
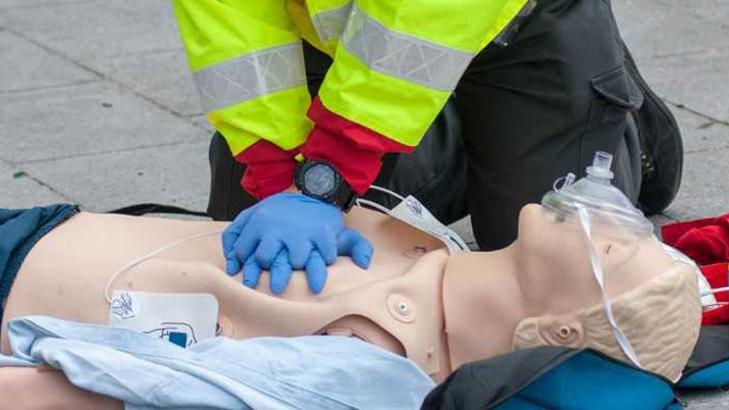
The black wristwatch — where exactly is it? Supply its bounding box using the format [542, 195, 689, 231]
[295, 160, 357, 212]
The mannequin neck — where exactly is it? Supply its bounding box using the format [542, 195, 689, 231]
[442, 245, 524, 369]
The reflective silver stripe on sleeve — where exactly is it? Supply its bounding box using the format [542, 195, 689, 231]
[342, 5, 474, 92]
[193, 42, 306, 113]
[312, 2, 353, 42]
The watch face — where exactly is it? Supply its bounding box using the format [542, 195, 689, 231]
[304, 163, 336, 196]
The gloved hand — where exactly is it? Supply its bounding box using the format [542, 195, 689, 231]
[223, 193, 373, 294]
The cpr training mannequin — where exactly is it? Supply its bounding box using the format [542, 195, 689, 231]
[0, 154, 702, 406]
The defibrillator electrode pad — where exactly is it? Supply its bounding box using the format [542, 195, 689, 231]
[108, 291, 219, 348]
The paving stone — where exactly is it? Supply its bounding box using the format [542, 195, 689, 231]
[101, 50, 202, 116]
[694, 3, 729, 27]
[0, 30, 95, 93]
[0, 81, 206, 164]
[637, 49, 729, 124]
[613, 0, 729, 59]
[662, 147, 729, 221]
[0, 0, 93, 11]
[0, 0, 182, 69]
[22, 141, 210, 212]
[679, 389, 729, 409]
[0, 161, 69, 208]
[188, 114, 214, 133]
[649, 214, 676, 237]
[672, 106, 729, 153]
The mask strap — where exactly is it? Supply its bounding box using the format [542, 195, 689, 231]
[576, 206, 642, 368]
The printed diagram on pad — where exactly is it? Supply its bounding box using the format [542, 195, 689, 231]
[143, 322, 199, 348]
[110, 292, 137, 320]
[405, 197, 424, 218]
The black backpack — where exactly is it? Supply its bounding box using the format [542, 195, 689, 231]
[622, 40, 684, 215]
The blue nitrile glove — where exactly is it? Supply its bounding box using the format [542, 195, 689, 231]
[222, 192, 373, 294]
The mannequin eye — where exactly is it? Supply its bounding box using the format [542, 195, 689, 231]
[604, 244, 613, 255]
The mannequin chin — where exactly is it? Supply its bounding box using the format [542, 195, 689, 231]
[1, 203, 701, 385]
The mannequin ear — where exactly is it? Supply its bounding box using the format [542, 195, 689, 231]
[536, 315, 586, 349]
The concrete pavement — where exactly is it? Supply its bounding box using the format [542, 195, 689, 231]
[1, 0, 728, 406]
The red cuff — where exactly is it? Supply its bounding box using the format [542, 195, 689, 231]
[235, 140, 299, 200]
[301, 97, 414, 195]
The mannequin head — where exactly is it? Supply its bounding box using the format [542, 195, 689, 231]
[512, 206, 701, 380]
[444, 201, 701, 382]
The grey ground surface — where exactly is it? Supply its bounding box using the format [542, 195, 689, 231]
[1, 0, 728, 406]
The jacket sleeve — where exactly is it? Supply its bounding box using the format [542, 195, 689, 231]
[302, 0, 529, 195]
[173, 0, 312, 199]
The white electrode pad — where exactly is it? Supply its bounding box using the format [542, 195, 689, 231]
[108, 291, 219, 348]
[388, 195, 470, 252]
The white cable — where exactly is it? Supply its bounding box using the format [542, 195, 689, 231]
[103, 230, 223, 304]
[355, 198, 392, 215]
[577, 206, 642, 368]
[369, 185, 406, 202]
[702, 286, 729, 296]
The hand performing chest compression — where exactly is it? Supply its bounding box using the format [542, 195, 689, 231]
[222, 193, 373, 294]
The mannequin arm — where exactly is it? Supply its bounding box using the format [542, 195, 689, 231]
[0, 367, 122, 409]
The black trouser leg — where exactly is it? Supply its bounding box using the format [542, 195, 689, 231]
[457, 0, 642, 250]
[206, 132, 257, 221]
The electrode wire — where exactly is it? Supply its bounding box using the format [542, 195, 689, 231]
[103, 230, 223, 304]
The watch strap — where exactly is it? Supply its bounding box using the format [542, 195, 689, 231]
[295, 160, 357, 212]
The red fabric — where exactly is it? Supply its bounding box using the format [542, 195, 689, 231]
[661, 216, 720, 249]
[662, 213, 729, 324]
[662, 213, 729, 266]
[235, 140, 299, 200]
[301, 97, 415, 195]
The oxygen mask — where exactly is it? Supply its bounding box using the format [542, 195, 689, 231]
[540, 151, 652, 368]
[542, 151, 653, 236]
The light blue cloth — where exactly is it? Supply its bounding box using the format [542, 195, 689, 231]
[0, 316, 434, 409]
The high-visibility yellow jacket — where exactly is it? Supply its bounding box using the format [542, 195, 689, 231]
[173, 0, 527, 194]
